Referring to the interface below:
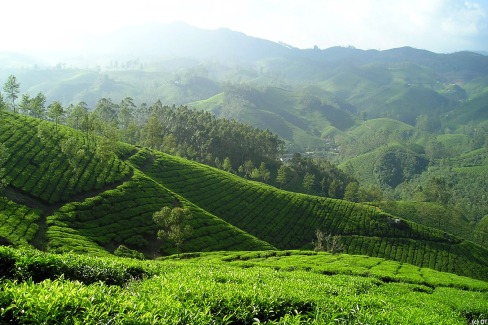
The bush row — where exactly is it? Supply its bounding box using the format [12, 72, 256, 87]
[0, 198, 40, 245]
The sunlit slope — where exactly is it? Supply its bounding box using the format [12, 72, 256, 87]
[0, 112, 273, 255]
[140, 152, 488, 280]
[47, 169, 274, 255]
[190, 87, 357, 150]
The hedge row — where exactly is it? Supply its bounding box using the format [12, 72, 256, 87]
[0, 198, 40, 245]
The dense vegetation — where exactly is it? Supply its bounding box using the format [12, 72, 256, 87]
[1, 110, 487, 281]
[1, 247, 487, 324]
[138, 150, 488, 280]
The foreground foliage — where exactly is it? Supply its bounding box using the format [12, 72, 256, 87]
[0, 247, 487, 324]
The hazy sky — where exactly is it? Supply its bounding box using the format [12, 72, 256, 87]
[1, 0, 487, 53]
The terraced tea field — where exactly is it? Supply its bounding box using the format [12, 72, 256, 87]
[1, 111, 488, 282]
[0, 112, 131, 203]
[140, 151, 488, 280]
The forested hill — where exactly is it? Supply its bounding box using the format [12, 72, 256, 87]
[1, 111, 488, 281]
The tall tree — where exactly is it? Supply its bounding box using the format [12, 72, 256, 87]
[48, 101, 64, 131]
[18, 94, 31, 116]
[3, 75, 20, 112]
[119, 97, 136, 129]
[153, 206, 193, 257]
[303, 172, 315, 194]
[30, 93, 47, 119]
[0, 92, 6, 111]
[344, 181, 360, 202]
[241, 160, 254, 178]
[275, 165, 291, 188]
[95, 98, 118, 126]
[258, 162, 271, 183]
[222, 157, 233, 172]
[66, 102, 89, 130]
[96, 123, 119, 162]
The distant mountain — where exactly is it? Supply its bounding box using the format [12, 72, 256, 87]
[81, 22, 295, 64]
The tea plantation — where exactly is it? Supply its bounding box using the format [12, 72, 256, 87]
[0, 247, 486, 324]
[1, 111, 488, 322]
[138, 151, 488, 281]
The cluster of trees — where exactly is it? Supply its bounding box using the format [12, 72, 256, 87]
[373, 148, 428, 188]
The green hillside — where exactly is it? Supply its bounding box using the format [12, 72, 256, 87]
[1, 111, 488, 281]
[137, 149, 488, 280]
[190, 86, 356, 151]
[0, 112, 272, 255]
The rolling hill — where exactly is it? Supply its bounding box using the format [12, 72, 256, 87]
[1, 111, 487, 281]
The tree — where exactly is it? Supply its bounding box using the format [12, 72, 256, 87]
[96, 123, 119, 162]
[153, 206, 193, 257]
[258, 162, 271, 183]
[275, 165, 290, 188]
[303, 172, 315, 194]
[3, 75, 20, 112]
[18, 94, 31, 116]
[328, 179, 340, 198]
[0, 92, 6, 111]
[95, 98, 118, 125]
[241, 160, 254, 178]
[222, 157, 233, 172]
[425, 137, 444, 161]
[48, 101, 64, 131]
[66, 102, 89, 130]
[118, 97, 136, 129]
[30, 93, 46, 119]
[424, 176, 451, 206]
[344, 181, 360, 202]
[60, 137, 86, 173]
[312, 229, 344, 254]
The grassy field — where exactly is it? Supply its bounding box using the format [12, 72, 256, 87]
[0, 247, 487, 324]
